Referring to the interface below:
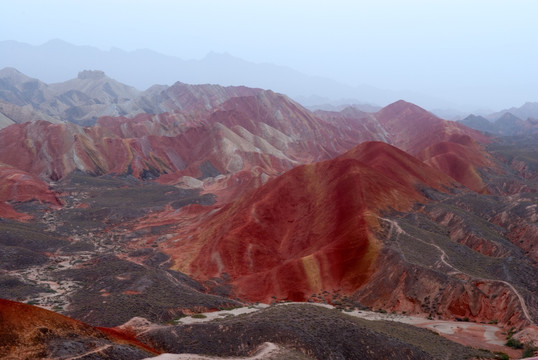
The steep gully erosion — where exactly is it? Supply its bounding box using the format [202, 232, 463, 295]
[358, 217, 535, 329]
[0, 97, 496, 199]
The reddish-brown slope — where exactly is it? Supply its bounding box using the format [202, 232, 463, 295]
[419, 135, 494, 193]
[211, 92, 366, 163]
[164, 142, 456, 302]
[0, 91, 345, 180]
[375, 100, 491, 154]
[320, 100, 497, 192]
[160, 82, 263, 113]
[0, 121, 78, 180]
[0, 92, 499, 206]
[315, 107, 389, 144]
[0, 90, 381, 204]
[354, 248, 532, 328]
[0, 163, 61, 220]
[96, 111, 204, 138]
[0, 115, 296, 200]
[0, 299, 158, 358]
[314, 101, 496, 192]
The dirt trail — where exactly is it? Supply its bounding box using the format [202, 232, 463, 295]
[176, 305, 267, 325]
[143, 342, 280, 360]
[66, 344, 112, 360]
[380, 217, 534, 325]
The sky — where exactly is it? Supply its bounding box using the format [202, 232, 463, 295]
[2, 0, 537, 110]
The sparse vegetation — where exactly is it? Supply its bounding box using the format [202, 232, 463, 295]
[57, 255, 241, 326]
[505, 338, 523, 349]
[522, 346, 536, 358]
[191, 314, 207, 319]
[506, 327, 517, 339]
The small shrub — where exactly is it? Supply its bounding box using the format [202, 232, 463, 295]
[506, 326, 516, 339]
[191, 314, 207, 319]
[522, 346, 536, 358]
[488, 319, 498, 324]
[521, 344, 537, 358]
[505, 338, 523, 349]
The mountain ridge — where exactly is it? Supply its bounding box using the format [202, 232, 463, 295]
[460, 110, 538, 136]
[0, 72, 496, 196]
[1, 40, 469, 111]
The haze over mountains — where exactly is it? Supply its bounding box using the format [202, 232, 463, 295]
[461, 112, 538, 136]
[3, 0, 538, 355]
[0, 39, 495, 114]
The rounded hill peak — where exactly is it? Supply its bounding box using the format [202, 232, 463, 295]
[379, 99, 427, 115]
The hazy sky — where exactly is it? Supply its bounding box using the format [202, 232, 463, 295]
[2, 0, 537, 110]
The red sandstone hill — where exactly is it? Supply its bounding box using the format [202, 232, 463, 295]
[0, 96, 495, 200]
[0, 298, 158, 359]
[0, 163, 61, 220]
[317, 100, 496, 192]
[0, 69, 498, 197]
[155, 141, 535, 328]
[157, 81, 263, 114]
[374, 100, 490, 153]
[163, 142, 457, 302]
[0, 90, 385, 206]
[374, 101, 495, 192]
[0, 70, 498, 198]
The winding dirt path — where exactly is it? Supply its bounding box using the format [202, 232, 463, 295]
[380, 217, 534, 325]
[67, 344, 112, 360]
[143, 342, 280, 360]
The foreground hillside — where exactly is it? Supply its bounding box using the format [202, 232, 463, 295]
[0, 69, 537, 358]
[2, 300, 502, 360]
[0, 299, 158, 359]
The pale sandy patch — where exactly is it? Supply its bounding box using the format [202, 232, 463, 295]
[177, 304, 269, 324]
[143, 342, 279, 360]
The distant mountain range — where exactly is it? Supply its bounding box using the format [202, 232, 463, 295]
[487, 102, 538, 121]
[460, 102, 538, 136]
[1, 39, 466, 111]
